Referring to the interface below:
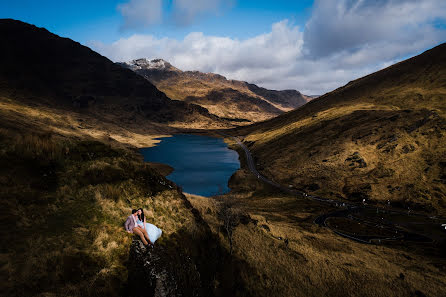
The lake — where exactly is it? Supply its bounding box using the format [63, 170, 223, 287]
[140, 134, 240, 197]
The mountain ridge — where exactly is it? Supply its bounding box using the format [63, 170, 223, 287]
[119, 58, 312, 123]
[235, 43, 446, 213]
[0, 18, 231, 132]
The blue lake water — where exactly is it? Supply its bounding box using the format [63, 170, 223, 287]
[140, 134, 240, 197]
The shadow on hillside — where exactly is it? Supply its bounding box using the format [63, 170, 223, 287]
[124, 226, 255, 297]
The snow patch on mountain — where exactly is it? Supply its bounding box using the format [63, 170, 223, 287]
[123, 58, 177, 71]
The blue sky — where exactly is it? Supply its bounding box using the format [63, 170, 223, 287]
[1, 0, 445, 94]
[1, 0, 313, 43]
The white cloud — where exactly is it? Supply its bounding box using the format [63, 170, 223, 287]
[172, 0, 230, 25]
[304, 0, 446, 58]
[117, 0, 163, 29]
[96, 0, 446, 94]
[91, 20, 308, 87]
[117, 0, 229, 29]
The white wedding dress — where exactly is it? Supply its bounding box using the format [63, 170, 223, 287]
[136, 219, 162, 243]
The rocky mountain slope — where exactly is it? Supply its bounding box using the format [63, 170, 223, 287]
[0, 19, 231, 131]
[235, 43, 446, 214]
[119, 58, 312, 123]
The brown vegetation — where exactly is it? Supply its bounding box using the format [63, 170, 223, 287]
[0, 126, 195, 296]
[120, 58, 312, 123]
[0, 20, 255, 297]
[0, 111, 255, 296]
[234, 43, 446, 214]
[187, 163, 446, 297]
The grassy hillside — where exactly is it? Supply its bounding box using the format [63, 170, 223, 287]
[119, 59, 311, 123]
[0, 19, 249, 297]
[185, 139, 446, 297]
[235, 43, 446, 214]
[188, 187, 446, 297]
[0, 125, 194, 296]
[0, 120, 257, 296]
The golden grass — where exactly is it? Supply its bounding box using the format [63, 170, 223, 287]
[0, 96, 169, 148]
[239, 102, 446, 213]
[0, 112, 199, 296]
[151, 74, 301, 123]
[1, 93, 239, 295]
[2, 43, 445, 296]
[244, 103, 395, 145]
[233, 45, 446, 213]
[187, 188, 446, 297]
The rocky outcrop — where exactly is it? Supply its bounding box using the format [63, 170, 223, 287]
[125, 239, 201, 297]
[123, 192, 256, 297]
[345, 152, 367, 168]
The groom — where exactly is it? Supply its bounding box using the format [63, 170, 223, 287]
[125, 209, 152, 246]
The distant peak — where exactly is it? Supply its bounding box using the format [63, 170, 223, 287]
[123, 58, 179, 72]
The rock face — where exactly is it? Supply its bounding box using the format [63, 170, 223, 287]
[124, 233, 244, 297]
[118, 58, 312, 123]
[122, 58, 180, 73]
[125, 239, 200, 297]
[124, 206, 255, 297]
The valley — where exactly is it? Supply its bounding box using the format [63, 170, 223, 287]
[184, 128, 446, 297]
[1, 18, 445, 297]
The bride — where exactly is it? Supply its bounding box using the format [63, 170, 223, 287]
[136, 208, 163, 244]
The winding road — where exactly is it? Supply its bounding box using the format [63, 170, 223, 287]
[230, 135, 443, 244]
[232, 136, 283, 189]
[233, 136, 346, 202]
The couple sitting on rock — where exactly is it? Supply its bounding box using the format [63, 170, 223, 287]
[125, 208, 162, 246]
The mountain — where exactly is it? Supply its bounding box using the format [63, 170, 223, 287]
[235, 43, 446, 213]
[0, 19, 230, 132]
[119, 58, 312, 123]
[0, 19, 245, 296]
[2, 18, 445, 297]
